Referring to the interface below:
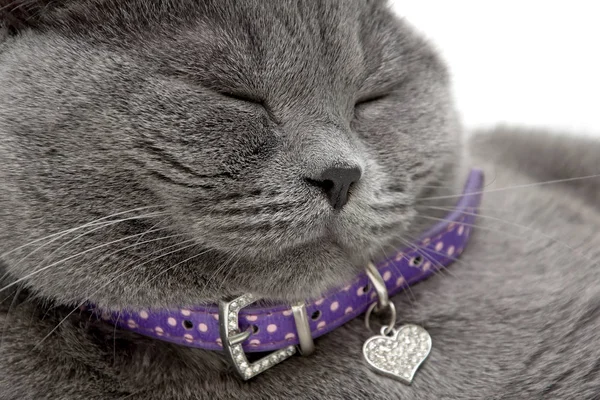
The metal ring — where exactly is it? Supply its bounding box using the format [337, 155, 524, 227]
[365, 262, 389, 309]
[364, 301, 396, 336]
[291, 302, 315, 356]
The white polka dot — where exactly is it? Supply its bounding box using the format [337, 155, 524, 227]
[184, 333, 194, 343]
[396, 277, 405, 287]
[422, 238, 431, 246]
[198, 323, 208, 332]
[345, 306, 353, 314]
[315, 298, 324, 306]
[180, 309, 191, 316]
[216, 338, 222, 347]
[249, 339, 261, 346]
[357, 287, 366, 296]
[212, 313, 219, 320]
[383, 271, 392, 281]
[127, 319, 137, 329]
[282, 310, 293, 317]
[285, 333, 296, 340]
[246, 315, 258, 322]
[267, 324, 277, 333]
[395, 252, 404, 261]
[448, 222, 456, 231]
[447, 246, 455, 256]
[370, 292, 377, 300]
[317, 321, 326, 330]
[457, 225, 465, 236]
[139, 310, 149, 319]
[342, 284, 351, 291]
[167, 317, 177, 326]
[435, 241, 444, 252]
[330, 301, 339, 311]
[155, 326, 164, 336]
[423, 261, 431, 271]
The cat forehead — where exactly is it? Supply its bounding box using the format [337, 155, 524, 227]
[4, 0, 446, 112]
[146, 2, 424, 101]
[6, 0, 431, 95]
[156, 3, 393, 74]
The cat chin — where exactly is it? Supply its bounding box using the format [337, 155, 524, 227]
[80, 243, 372, 310]
[243, 238, 402, 303]
[78, 203, 432, 310]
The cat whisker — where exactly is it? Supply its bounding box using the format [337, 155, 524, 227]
[419, 184, 464, 190]
[133, 216, 170, 245]
[98, 236, 198, 292]
[202, 247, 244, 297]
[1, 211, 168, 283]
[419, 205, 598, 267]
[0, 205, 164, 258]
[395, 235, 456, 279]
[409, 212, 575, 270]
[0, 227, 179, 296]
[413, 214, 530, 241]
[416, 204, 521, 214]
[212, 249, 251, 299]
[2, 234, 191, 351]
[416, 174, 600, 202]
[399, 232, 478, 273]
[124, 248, 215, 306]
[108, 238, 199, 360]
[419, 165, 498, 192]
[30, 240, 200, 352]
[112, 308, 122, 366]
[0, 286, 25, 351]
[376, 243, 417, 304]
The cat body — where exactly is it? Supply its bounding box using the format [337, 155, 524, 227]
[1, 1, 599, 399]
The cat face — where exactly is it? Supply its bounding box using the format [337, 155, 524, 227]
[0, 0, 460, 308]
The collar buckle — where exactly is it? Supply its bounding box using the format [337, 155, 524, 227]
[219, 294, 297, 380]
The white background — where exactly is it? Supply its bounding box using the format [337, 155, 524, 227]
[389, 1, 600, 136]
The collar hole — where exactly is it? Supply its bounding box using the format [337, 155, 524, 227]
[411, 256, 423, 266]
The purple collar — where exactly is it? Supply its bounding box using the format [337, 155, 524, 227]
[97, 168, 483, 353]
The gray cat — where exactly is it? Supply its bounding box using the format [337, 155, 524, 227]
[1, 1, 599, 399]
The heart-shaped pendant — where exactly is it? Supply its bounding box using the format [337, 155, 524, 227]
[363, 324, 432, 384]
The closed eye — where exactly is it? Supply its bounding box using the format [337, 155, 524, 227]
[220, 91, 265, 106]
[354, 93, 389, 107]
[219, 90, 280, 123]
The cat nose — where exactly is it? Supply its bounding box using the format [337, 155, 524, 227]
[306, 166, 362, 210]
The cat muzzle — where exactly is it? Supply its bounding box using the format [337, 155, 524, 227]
[94, 168, 484, 381]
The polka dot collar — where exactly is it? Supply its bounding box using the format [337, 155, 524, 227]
[97, 168, 484, 353]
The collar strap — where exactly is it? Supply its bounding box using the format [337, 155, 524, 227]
[97, 168, 484, 353]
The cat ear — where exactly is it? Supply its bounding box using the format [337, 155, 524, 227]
[0, 0, 69, 35]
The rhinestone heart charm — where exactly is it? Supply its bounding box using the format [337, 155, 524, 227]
[363, 324, 432, 384]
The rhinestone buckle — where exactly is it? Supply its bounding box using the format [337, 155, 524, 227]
[218, 294, 296, 380]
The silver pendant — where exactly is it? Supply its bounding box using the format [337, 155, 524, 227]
[363, 324, 432, 384]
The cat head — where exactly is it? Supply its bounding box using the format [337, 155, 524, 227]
[0, 0, 461, 309]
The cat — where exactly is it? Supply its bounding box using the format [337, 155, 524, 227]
[1, 1, 599, 399]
